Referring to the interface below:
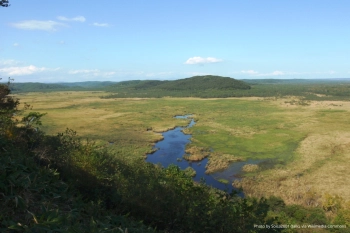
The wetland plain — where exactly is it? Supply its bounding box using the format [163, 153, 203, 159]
[16, 91, 350, 206]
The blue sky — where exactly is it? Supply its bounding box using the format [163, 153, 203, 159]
[1, 0, 349, 82]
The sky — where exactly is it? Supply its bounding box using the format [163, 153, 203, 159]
[1, 0, 350, 82]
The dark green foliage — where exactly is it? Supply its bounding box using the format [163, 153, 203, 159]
[0, 0, 9, 7]
[266, 196, 286, 212]
[0, 79, 19, 129]
[0, 149, 156, 232]
[133, 80, 169, 89]
[278, 205, 329, 225]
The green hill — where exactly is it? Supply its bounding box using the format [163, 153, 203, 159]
[10, 82, 70, 92]
[133, 80, 169, 89]
[106, 75, 251, 98]
[160, 75, 251, 90]
[132, 75, 251, 91]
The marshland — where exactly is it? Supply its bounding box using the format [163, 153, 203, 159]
[2, 77, 348, 232]
[15, 81, 350, 206]
[2, 75, 350, 232]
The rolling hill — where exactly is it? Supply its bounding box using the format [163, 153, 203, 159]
[105, 75, 252, 98]
[131, 75, 251, 91]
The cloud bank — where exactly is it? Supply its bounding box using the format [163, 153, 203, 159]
[185, 56, 223, 65]
[69, 69, 116, 77]
[0, 59, 59, 76]
[241, 70, 285, 77]
[241, 70, 258, 75]
[92, 23, 110, 27]
[57, 16, 86, 22]
[0, 59, 21, 66]
[11, 20, 66, 31]
[0, 65, 50, 76]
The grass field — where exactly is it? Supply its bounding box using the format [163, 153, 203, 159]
[16, 91, 350, 207]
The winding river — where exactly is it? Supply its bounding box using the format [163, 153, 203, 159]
[146, 115, 253, 195]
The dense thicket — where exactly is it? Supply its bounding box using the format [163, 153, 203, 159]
[0, 82, 156, 232]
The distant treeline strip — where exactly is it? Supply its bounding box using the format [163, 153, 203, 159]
[7, 75, 350, 100]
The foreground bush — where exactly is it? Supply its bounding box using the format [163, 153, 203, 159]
[0, 146, 155, 232]
[0, 82, 155, 232]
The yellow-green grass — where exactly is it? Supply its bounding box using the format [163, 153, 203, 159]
[234, 98, 350, 206]
[217, 179, 230, 184]
[16, 92, 350, 206]
[205, 152, 242, 174]
[183, 146, 210, 161]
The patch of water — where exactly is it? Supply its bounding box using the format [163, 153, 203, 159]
[174, 114, 193, 119]
[146, 115, 257, 195]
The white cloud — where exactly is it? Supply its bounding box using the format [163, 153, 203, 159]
[0, 60, 59, 76]
[69, 69, 116, 77]
[271, 71, 284, 76]
[69, 69, 99, 74]
[0, 59, 21, 66]
[239, 70, 284, 76]
[241, 70, 258, 75]
[239, 70, 290, 77]
[0, 65, 48, 76]
[57, 16, 86, 22]
[58, 40, 65, 44]
[255, 70, 285, 77]
[92, 22, 110, 27]
[13, 43, 19, 47]
[185, 56, 223, 65]
[11, 20, 66, 31]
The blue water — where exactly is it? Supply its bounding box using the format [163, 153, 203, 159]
[146, 115, 250, 194]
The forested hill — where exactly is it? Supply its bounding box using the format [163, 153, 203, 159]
[105, 75, 252, 98]
[132, 75, 251, 91]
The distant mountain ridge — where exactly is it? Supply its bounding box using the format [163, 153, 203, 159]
[8, 81, 116, 93]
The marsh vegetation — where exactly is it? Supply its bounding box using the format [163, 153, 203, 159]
[3, 77, 350, 232]
[15, 81, 350, 204]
